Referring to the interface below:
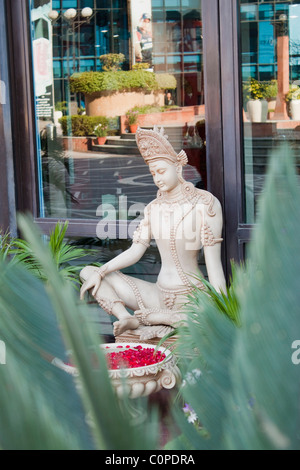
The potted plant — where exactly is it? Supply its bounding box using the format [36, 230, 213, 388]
[243, 78, 268, 123]
[99, 53, 125, 72]
[286, 84, 300, 121]
[126, 109, 139, 133]
[70, 71, 177, 118]
[94, 122, 108, 145]
[264, 80, 278, 119]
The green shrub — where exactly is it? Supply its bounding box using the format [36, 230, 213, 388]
[242, 78, 278, 102]
[155, 73, 177, 91]
[59, 115, 109, 136]
[126, 104, 181, 116]
[132, 63, 150, 70]
[70, 71, 177, 95]
[286, 84, 300, 101]
[55, 101, 68, 114]
[264, 80, 278, 100]
[125, 109, 139, 125]
[99, 53, 125, 72]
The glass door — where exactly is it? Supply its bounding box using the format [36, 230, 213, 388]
[240, 0, 300, 224]
[30, 0, 206, 227]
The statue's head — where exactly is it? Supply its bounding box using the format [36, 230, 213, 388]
[136, 126, 188, 191]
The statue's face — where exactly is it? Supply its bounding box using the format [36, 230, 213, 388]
[149, 160, 180, 192]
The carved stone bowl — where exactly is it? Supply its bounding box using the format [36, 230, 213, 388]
[102, 342, 181, 399]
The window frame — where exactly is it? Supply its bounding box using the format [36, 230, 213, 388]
[6, 0, 250, 280]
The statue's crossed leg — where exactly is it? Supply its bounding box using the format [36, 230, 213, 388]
[80, 266, 187, 340]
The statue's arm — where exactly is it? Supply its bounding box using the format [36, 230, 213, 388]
[201, 198, 227, 293]
[80, 242, 148, 300]
[101, 241, 148, 275]
[80, 212, 151, 300]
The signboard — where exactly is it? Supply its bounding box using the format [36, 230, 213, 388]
[31, 2, 54, 120]
[130, 0, 153, 69]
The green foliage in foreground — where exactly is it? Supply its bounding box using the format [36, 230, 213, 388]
[6, 221, 91, 288]
[0, 144, 300, 450]
[168, 145, 300, 450]
[0, 216, 159, 450]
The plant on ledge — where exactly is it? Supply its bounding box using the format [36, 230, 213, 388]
[243, 77, 266, 101]
[70, 70, 177, 95]
[126, 109, 139, 125]
[94, 122, 108, 138]
[263, 80, 278, 101]
[99, 53, 125, 72]
[132, 62, 150, 70]
[59, 115, 109, 136]
[286, 84, 300, 101]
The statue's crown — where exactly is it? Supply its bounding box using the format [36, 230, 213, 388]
[136, 125, 188, 166]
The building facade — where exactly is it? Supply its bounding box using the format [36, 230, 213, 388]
[1, 0, 300, 281]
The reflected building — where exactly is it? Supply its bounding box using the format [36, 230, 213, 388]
[42, 0, 204, 107]
[240, 0, 300, 81]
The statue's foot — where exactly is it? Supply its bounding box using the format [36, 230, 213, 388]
[113, 316, 140, 337]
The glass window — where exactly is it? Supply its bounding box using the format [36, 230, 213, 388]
[152, 0, 163, 7]
[259, 3, 274, 21]
[165, 0, 180, 7]
[79, 0, 93, 6]
[30, 0, 206, 222]
[241, 5, 257, 21]
[96, 0, 111, 8]
[79, 24, 95, 56]
[239, 0, 300, 224]
[53, 60, 62, 78]
[62, 0, 78, 8]
[258, 21, 275, 64]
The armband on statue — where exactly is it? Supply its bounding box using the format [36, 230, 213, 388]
[201, 222, 223, 247]
[132, 219, 150, 248]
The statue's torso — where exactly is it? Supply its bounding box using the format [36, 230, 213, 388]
[146, 186, 215, 289]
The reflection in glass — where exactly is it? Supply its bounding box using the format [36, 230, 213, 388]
[240, 0, 300, 224]
[30, 0, 206, 224]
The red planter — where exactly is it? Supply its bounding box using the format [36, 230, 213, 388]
[95, 136, 107, 145]
[129, 124, 138, 133]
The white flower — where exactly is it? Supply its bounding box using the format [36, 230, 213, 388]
[187, 410, 198, 424]
[183, 403, 199, 425]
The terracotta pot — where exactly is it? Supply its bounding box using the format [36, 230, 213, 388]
[129, 124, 138, 133]
[95, 136, 107, 145]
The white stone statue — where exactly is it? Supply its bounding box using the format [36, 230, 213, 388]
[80, 126, 226, 340]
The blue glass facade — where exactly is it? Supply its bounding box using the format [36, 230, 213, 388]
[50, 0, 203, 106]
[51, 0, 130, 103]
[241, 1, 300, 81]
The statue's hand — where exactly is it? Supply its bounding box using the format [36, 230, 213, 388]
[80, 272, 102, 300]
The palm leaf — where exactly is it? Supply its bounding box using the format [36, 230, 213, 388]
[168, 144, 300, 450]
[0, 215, 158, 450]
[8, 221, 94, 287]
[0, 260, 93, 449]
[0, 231, 14, 262]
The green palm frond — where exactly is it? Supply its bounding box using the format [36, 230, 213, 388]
[0, 216, 159, 450]
[168, 144, 300, 450]
[8, 221, 94, 287]
[0, 230, 14, 262]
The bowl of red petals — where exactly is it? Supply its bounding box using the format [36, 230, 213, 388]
[102, 343, 180, 399]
